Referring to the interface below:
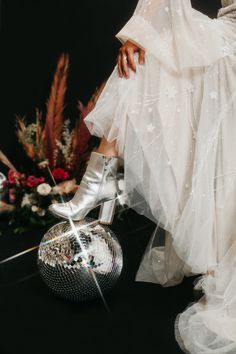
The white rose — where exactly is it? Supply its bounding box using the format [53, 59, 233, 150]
[37, 208, 46, 217]
[37, 183, 52, 196]
[31, 205, 38, 213]
[21, 193, 31, 207]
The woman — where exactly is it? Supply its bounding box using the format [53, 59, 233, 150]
[50, 1, 236, 352]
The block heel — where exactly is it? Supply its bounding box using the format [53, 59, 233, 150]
[99, 198, 117, 225]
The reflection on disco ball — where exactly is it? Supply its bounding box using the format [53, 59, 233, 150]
[0, 172, 7, 195]
[37, 217, 123, 302]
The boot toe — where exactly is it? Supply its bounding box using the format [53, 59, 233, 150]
[49, 203, 71, 218]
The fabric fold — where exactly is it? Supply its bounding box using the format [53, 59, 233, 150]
[84, 0, 236, 352]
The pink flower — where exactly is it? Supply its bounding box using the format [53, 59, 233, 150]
[26, 176, 45, 188]
[9, 188, 16, 204]
[52, 168, 69, 181]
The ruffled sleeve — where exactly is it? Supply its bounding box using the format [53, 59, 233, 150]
[116, 0, 224, 72]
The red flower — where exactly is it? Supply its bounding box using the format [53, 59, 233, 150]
[8, 169, 25, 185]
[52, 168, 69, 181]
[26, 175, 45, 188]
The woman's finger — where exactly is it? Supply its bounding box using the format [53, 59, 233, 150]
[117, 55, 123, 77]
[119, 53, 127, 78]
[139, 49, 145, 65]
[121, 52, 130, 78]
[127, 48, 136, 72]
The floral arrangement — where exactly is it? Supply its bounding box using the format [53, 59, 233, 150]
[0, 53, 105, 234]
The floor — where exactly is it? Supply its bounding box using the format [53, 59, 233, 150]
[0, 209, 197, 354]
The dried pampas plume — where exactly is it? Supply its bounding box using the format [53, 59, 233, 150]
[0, 201, 15, 214]
[45, 53, 69, 168]
[16, 116, 36, 160]
[0, 150, 17, 171]
[72, 81, 106, 166]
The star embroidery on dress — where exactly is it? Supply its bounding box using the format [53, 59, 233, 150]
[163, 29, 173, 44]
[222, 44, 234, 57]
[148, 107, 153, 113]
[166, 86, 177, 99]
[186, 84, 194, 94]
[176, 8, 183, 16]
[131, 109, 139, 115]
[209, 91, 218, 100]
[199, 23, 205, 31]
[147, 123, 155, 133]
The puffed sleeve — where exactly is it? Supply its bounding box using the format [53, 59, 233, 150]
[116, 0, 224, 72]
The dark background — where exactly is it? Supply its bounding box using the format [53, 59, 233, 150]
[0, 1, 222, 354]
[0, 0, 221, 165]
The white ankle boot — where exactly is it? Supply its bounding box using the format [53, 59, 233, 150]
[49, 152, 124, 225]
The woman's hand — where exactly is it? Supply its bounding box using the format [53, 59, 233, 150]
[117, 40, 145, 79]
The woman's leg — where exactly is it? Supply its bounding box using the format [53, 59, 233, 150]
[49, 135, 120, 222]
[96, 136, 119, 157]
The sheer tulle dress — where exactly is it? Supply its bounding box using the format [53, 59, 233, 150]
[84, 1, 236, 352]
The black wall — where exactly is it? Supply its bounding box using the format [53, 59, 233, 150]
[0, 0, 221, 167]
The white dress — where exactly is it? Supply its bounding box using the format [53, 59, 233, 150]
[84, 1, 236, 352]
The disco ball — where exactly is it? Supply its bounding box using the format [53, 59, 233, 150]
[0, 172, 7, 196]
[37, 217, 123, 302]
